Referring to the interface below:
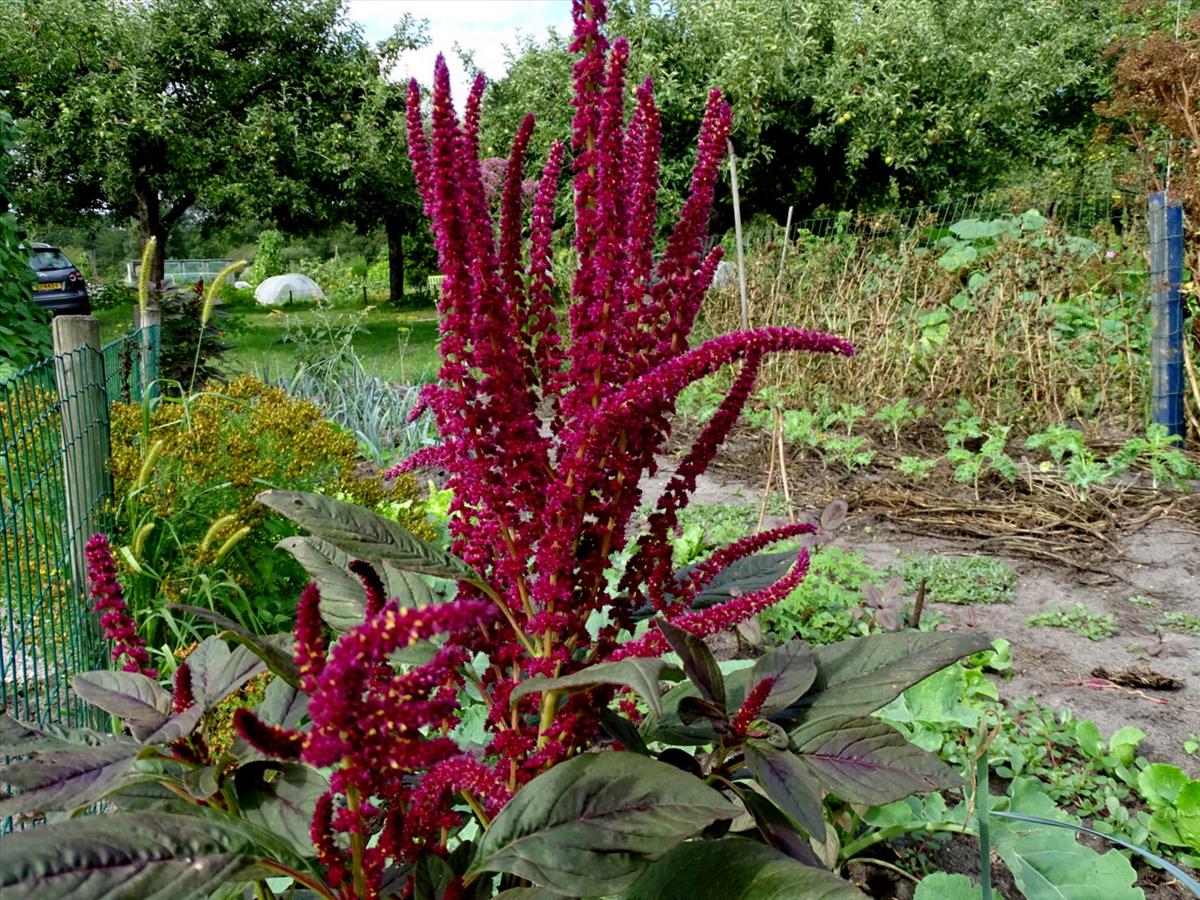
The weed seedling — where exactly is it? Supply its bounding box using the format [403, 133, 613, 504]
[895, 455, 939, 481]
[1027, 603, 1117, 641]
[873, 398, 925, 447]
[898, 554, 1016, 605]
[1158, 611, 1200, 637]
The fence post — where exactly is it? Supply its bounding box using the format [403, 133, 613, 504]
[1148, 192, 1185, 440]
[52, 316, 109, 602]
[133, 302, 161, 402]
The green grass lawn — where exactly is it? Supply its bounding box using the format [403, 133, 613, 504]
[97, 301, 441, 385]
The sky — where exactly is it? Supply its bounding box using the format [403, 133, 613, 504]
[345, 0, 573, 97]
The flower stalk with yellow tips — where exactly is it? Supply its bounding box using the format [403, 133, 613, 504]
[137, 237, 157, 315]
[189, 258, 247, 394]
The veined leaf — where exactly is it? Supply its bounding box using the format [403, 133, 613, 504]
[183, 637, 268, 707]
[236, 762, 328, 858]
[169, 605, 298, 687]
[276, 535, 439, 631]
[913, 873, 983, 900]
[0, 714, 128, 755]
[511, 658, 677, 718]
[625, 838, 868, 899]
[0, 811, 262, 899]
[789, 715, 962, 804]
[70, 671, 170, 740]
[668, 550, 797, 611]
[468, 752, 737, 896]
[743, 743, 826, 840]
[258, 490, 480, 583]
[750, 641, 817, 713]
[778, 632, 992, 727]
[657, 619, 725, 709]
[0, 742, 139, 818]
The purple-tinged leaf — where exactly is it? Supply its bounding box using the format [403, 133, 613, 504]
[0, 714, 127, 755]
[170, 604, 298, 687]
[625, 838, 868, 899]
[733, 785, 825, 867]
[0, 811, 262, 898]
[184, 637, 267, 707]
[789, 715, 962, 804]
[236, 762, 328, 859]
[776, 631, 992, 727]
[141, 704, 205, 746]
[751, 641, 817, 714]
[511, 658, 677, 718]
[71, 671, 170, 740]
[0, 742, 138, 817]
[677, 696, 728, 730]
[180, 764, 222, 801]
[743, 742, 827, 841]
[820, 499, 849, 533]
[667, 550, 797, 612]
[467, 752, 737, 896]
[598, 708, 651, 756]
[656, 619, 725, 710]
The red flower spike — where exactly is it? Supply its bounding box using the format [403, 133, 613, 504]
[85, 533, 155, 678]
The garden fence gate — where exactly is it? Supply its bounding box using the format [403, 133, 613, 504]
[0, 314, 159, 741]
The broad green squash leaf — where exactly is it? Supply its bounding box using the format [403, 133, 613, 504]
[913, 873, 982, 900]
[183, 637, 268, 706]
[512, 659, 678, 718]
[1176, 781, 1200, 850]
[468, 752, 737, 895]
[0, 714, 128, 755]
[168, 604, 299, 687]
[750, 641, 817, 713]
[276, 535, 438, 631]
[743, 743, 826, 841]
[993, 778, 1142, 900]
[1137, 764, 1190, 809]
[778, 632, 992, 727]
[258, 490, 480, 583]
[0, 743, 139, 818]
[656, 619, 725, 709]
[70, 671, 171, 740]
[236, 762, 328, 858]
[624, 838, 868, 900]
[0, 812, 261, 899]
[789, 715, 962, 804]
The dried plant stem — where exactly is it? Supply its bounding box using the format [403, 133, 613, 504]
[775, 409, 795, 523]
[757, 415, 779, 532]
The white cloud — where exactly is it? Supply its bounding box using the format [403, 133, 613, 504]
[345, 0, 571, 101]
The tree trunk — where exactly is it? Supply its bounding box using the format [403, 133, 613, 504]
[385, 215, 405, 304]
[134, 176, 167, 285]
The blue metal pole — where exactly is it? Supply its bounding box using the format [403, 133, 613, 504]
[1148, 192, 1185, 440]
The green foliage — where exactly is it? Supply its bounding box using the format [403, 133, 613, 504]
[760, 546, 886, 644]
[943, 412, 1017, 499]
[250, 229, 285, 284]
[1157, 611, 1200, 637]
[899, 555, 1016, 606]
[896, 455, 939, 481]
[107, 375, 428, 640]
[1026, 603, 1117, 641]
[873, 398, 925, 447]
[0, 111, 49, 380]
[1107, 424, 1198, 490]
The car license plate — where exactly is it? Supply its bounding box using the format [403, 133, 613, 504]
[34, 282, 63, 291]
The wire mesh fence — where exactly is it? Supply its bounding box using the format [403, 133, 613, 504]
[0, 326, 157, 739]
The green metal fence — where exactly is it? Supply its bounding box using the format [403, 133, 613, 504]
[0, 326, 157, 735]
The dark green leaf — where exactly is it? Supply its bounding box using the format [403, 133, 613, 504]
[0, 743, 139, 818]
[656, 619, 725, 709]
[252, 677, 308, 730]
[512, 659, 677, 718]
[625, 838, 869, 899]
[183, 637, 268, 706]
[777, 632, 992, 727]
[276, 536, 439, 631]
[732, 786, 824, 867]
[751, 642, 817, 713]
[0, 812, 262, 899]
[468, 752, 737, 895]
[180, 764, 222, 801]
[258, 490, 479, 583]
[678, 696, 729, 728]
[412, 852, 455, 900]
[236, 762, 328, 858]
[743, 743, 826, 840]
[643, 669, 751, 746]
[70, 671, 171, 740]
[789, 715, 962, 804]
[142, 705, 205, 746]
[598, 708, 650, 756]
[668, 550, 797, 611]
[0, 714, 127, 755]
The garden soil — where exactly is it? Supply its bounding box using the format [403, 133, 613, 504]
[644, 452, 1199, 897]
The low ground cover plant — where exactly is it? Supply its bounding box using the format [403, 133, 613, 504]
[1027, 602, 1119, 641]
[0, 4, 1001, 896]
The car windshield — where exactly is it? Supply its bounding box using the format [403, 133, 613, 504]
[29, 249, 74, 270]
